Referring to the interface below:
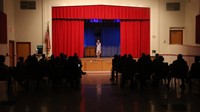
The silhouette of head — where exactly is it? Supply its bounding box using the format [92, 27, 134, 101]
[177, 54, 183, 60]
[74, 53, 78, 57]
[0, 55, 5, 63]
[42, 54, 46, 58]
[19, 57, 24, 62]
[155, 53, 159, 59]
[128, 54, 133, 59]
[158, 55, 164, 62]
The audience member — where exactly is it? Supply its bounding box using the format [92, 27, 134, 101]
[110, 54, 120, 82]
[0, 55, 10, 81]
[171, 54, 188, 89]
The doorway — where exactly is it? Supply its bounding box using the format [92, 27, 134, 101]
[16, 42, 31, 61]
[170, 30, 183, 44]
[9, 40, 15, 67]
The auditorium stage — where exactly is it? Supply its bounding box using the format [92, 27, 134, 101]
[81, 58, 112, 71]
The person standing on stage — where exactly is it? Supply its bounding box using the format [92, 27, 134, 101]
[96, 39, 101, 58]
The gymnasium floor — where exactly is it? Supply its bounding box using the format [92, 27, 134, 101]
[0, 71, 200, 112]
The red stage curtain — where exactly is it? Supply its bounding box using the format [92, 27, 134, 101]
[120, 21, 141, 57]
[120, 21, 150, 57]
[52, 20, 84, 57]
[52, 5, 150, 20]
[141, 21, 150, 55]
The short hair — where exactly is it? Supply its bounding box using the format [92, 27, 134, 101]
[19, 57, 24, 62]
[0, 55, 5, 63]
[177, 54, 183, 60]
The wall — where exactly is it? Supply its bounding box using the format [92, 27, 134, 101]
[44, 0, 192, 55]
[162, 0, 200, 67]
[2, 0, 200, 67]
[45, 0, 200, 67]
[0, 0, 15, 65]
[14, 0, 43, 55]
[185, 0, 200, 45]
[44, 0, 154, 56]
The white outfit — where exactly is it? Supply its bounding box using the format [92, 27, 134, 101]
[96, 42, 101, 54]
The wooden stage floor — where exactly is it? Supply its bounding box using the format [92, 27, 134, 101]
[81, 58, 112, 71]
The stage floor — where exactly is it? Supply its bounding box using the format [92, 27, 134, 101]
[81, 58, 112, 71]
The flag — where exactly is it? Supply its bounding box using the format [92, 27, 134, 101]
[45, 24, 51, 52]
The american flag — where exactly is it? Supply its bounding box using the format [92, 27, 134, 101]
[45, 24, 51, 52]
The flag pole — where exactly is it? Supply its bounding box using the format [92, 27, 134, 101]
[46, 22, 48, 56]
[45, 21, 50, 57]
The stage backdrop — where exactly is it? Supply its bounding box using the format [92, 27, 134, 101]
[84, 21, 120, 57]
[52, 5, 150, 58]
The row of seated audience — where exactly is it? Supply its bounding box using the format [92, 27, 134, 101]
[111, 53, 200, 89]
[0, 53, 200, 90]
[0, 53, 85, 89]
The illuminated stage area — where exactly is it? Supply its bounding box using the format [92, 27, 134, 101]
[81, 58, 112, 71]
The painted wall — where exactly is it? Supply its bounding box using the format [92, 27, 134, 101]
[0, 0, 15, 65]
[185, 0, 200, 45]
[162, 0, 200, 67]
[14, 0, 43, 55]
[44, 0, 200, 68]
[1, 0, 200, 67]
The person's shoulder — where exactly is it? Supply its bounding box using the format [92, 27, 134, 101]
[172, 60, 178, 64]
[0, 64, 9, 69]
